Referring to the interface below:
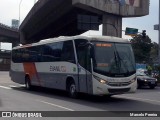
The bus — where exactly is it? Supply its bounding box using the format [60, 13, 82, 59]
[10, 36, 137, 98]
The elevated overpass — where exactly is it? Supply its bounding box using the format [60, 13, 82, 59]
[0, 23, 19, 46]
[0, 23, 19, 71]
[0, 49, 11, 59]
[0, 49, 11, 71]
[20, 0, 149, 44]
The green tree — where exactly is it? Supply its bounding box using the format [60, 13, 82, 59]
[150, 42, 158, 62]
[130, 34, 153, 63]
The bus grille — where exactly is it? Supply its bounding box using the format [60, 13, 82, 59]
[108, 88, 130, 93]
[108, 82, 131, 87]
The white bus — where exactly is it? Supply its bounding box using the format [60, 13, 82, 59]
[10, 36, 137, 98]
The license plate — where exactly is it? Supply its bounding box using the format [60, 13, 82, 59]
[151, 81, 155, 84]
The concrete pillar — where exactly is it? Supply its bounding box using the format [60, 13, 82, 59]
[20, 31, 26, 44]
[102, 14, 122, 38]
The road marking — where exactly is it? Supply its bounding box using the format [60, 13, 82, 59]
[19, 85, 25, 87]
[9, 85, 25, 88]
[37, 100, 74, 111]
[117, 95, 160, 103]
[9, 85, 18, 88]
[0, 85, 11, 90]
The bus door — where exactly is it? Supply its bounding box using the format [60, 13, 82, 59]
[75, 40, 92, 94]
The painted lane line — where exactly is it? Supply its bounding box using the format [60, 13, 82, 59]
[37, 100, 74, 111]
[0, 85, 12, 90]
[19, 85, 25, 87]
[117, 95, 160, 104]
[9, 85, 25, 88]
[9, 85, 17, 88]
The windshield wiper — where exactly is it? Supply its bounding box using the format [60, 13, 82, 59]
[114, 52, 120, 69]
[109, 51, 120, 74]
[116, 51, 130, 75]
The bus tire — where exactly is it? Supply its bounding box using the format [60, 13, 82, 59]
[25, 76, 32, 90]
[68, 81, 77, 98]
[137, 83, 141, 89]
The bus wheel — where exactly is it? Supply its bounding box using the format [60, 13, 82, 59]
[68, 82, 77, 98]
[25, 76, 32, 90]
[137, 83, 141, 89]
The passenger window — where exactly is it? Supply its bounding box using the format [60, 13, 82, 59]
[61, 41, 75, 63]
[75, 39, 91, 72]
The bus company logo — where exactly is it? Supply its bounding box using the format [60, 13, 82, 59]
[50, 66, 60, 72]
[61, 66, 66, 72]
[50, 66, 66, 72]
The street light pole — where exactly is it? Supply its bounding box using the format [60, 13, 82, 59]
[19, 0, 23, 28]
[159, 0, 160, 64]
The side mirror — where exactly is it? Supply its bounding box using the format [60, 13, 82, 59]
[88, 43, 95, 60]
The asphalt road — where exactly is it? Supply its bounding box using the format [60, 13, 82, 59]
[0, 71, 160, 120]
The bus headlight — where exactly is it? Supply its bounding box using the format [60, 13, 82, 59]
[99, 79, 107, 84]
[93, 75, 108, 84]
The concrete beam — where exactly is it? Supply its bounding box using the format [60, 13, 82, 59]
[0, 24, 19, 44]
[20, 0, 149, 44]
[72, 0, 149, 17]
[102, 14, 122, 37]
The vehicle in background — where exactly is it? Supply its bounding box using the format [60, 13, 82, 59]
[136, 70, 157, 89]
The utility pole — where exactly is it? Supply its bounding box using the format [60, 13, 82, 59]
[154, 1, 160, 64]
[19, 0, 23, 28]
[34, 0, 37, 4]
[159, 0, 160, 64]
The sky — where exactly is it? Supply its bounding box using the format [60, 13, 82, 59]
[0, 0, 159, 50]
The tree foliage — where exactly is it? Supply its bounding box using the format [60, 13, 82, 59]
[150, 42, 159, 61]
[130, 34, 153, 63]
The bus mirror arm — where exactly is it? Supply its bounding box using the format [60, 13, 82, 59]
[88, 43, 96, 66]
[87, 43, 94, 58]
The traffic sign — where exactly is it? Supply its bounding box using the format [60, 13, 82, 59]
[154, 24, 159, 30]
[125, 27, 138, 36]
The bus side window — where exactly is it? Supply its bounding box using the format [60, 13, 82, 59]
[61, 41, 75, 63]
[75, 39, 91, 72]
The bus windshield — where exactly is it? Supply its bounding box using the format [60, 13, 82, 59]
[92, 41, 136, 77]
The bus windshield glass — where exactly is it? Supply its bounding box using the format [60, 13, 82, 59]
[92, 41, 136, 77]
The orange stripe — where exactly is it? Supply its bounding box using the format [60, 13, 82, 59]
[23, 63, 41, 86]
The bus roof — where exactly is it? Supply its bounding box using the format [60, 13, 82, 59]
[13, 35, 129, 49]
